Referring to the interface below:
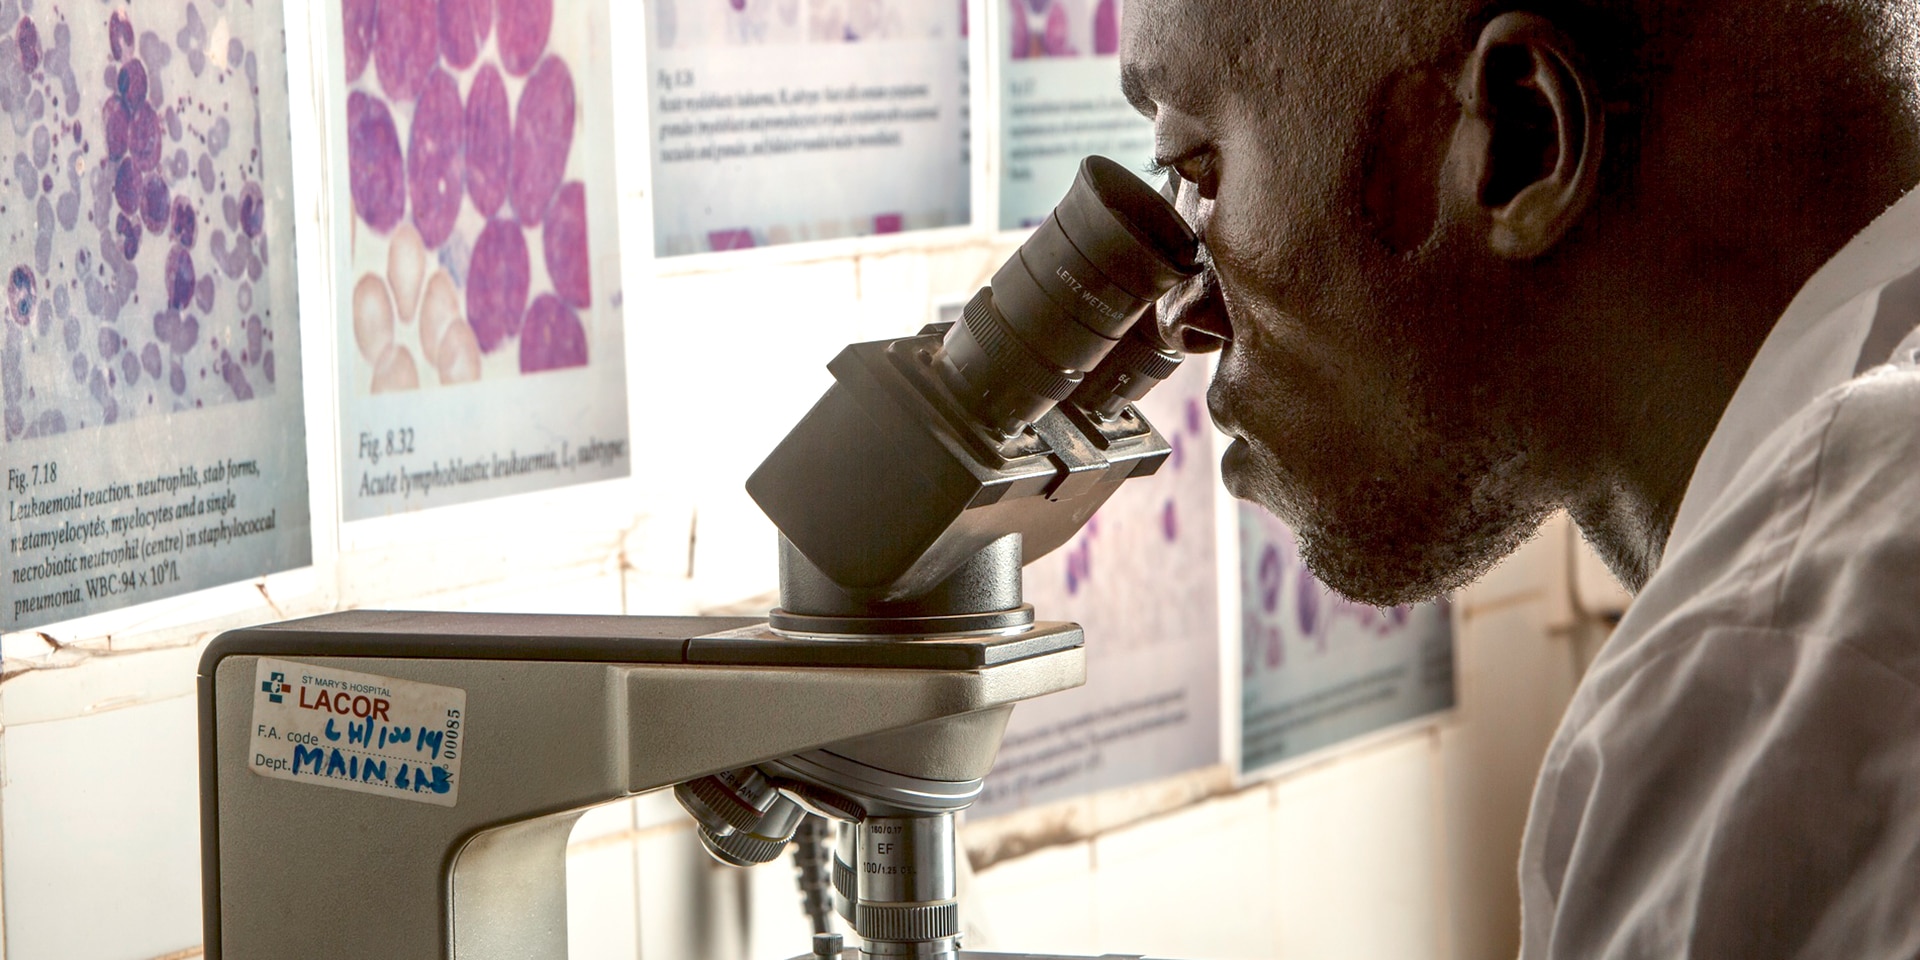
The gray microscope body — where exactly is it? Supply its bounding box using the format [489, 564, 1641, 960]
[198, 157, 1201, 960]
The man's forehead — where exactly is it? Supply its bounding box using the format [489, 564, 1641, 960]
[1119, 0, 1233, 116]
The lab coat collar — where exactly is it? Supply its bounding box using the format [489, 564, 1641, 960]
[1665, 183, 1920, 560]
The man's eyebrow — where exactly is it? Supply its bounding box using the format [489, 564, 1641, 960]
[1120, 61, 1156, 118]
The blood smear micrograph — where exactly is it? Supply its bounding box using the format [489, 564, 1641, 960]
[342, 0, 598, 394]
[2, 1, 282, 442]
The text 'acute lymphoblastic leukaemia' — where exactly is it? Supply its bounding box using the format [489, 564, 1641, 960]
[344, 0, 593, 395]
[4, 1, 279, 443]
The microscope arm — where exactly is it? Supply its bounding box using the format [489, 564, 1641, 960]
[198, 610, 1083, 960]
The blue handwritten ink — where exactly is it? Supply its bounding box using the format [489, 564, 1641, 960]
[293, 744, 325, 775]
[416, 728, 444, 760]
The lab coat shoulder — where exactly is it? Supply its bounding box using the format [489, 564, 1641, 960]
[1522, 362, 1920, 960]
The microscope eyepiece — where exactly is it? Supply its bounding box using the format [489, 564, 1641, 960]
[936, 155, 1200, 436]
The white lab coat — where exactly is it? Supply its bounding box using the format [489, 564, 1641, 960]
[1520, 184, 1920, 959]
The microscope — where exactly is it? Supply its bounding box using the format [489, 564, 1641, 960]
[197, 157, 1199, 960]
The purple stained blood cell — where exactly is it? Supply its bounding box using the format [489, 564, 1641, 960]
[374, 0, 439, 102]
[167, 108, 181, 143]
[17, 16, 38, 74]
[1094, 0, 1119, 55]
[207, 116, 228, 156]
[197, 151, 213, 193]
[246, 314, 262, 359]
[1186, 397, 1203, 436]
[72, 353, 89, 383]
[1161, 499, 1178, 541]
[7, 264, 32, 325]
[63, 316, 81, 351]
[346, 91, 406, 232]
[113, 158, 140, 213]
[120, 348, 140, 385]
[263, 349, 275, 383]
[116, 211, 141, 260]
[153, 309, 179, 343]
[496, 0, 551, 76]
[168, 359, 185, 395]
[129, 104, 161, 170]
[238, 182, 263, 237]
[140, 174, 169, 233]
[438, 0, 485, 69]
[466, 218, 529, 352]
[464, 64, 509, 217]
[1295, 567, 1321, 638]
[519, 294, 587, 372]
[98, 326, 122, 358]
[222, 193, 237, 229]
[173, 314, 200, 354]
[102, 97, 129, 158]
[237, 281, 252, 312]
[408, 69, 465, 248]
[227, 38, 243, 70]
[177, 5, 209, 78]
[542, 180, 590, 308]
[166, 246, 195, 311]
[117, 59, 147, 108]
[194, 273, 213, 313]
[141, 341, 161, 377]
[1258, 545, 1283, 614]
[343, 0, 376, 81]
[109, 11, 134, 61]
[509, 56, 573, 223]
[171, 195, 197, 249]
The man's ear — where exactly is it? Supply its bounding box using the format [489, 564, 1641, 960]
[1449, 12, 1603, 259]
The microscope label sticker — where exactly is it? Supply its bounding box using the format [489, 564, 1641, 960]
[248, 658, 467, 808]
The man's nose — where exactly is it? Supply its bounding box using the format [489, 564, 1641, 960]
[1156, 268, 1231, 354]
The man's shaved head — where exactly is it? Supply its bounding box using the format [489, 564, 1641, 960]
[1125, 0, 1920, 604]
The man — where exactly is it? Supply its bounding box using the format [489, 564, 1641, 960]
[1123, 0, 1920, 955]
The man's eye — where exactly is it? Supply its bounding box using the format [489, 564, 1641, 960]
[1150, 150, 1217, 201]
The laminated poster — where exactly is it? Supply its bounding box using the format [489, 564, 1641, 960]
[974, 359, 1222, 818]
[1238, 506, 1457, 775]
[332, 0, 630, 521]
[646, 0, 972, 256]
[3, 0, 311, 631]
[996, 0, 1152, 231]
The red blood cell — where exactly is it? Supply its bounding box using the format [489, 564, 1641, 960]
[109, 10, 135, 61]
[347, 91, 407, 233]
[519, 294, 587, 372]
[464, 64, 510, 217]
[130, 104, 162, 171]
[374, 0, 439, 103]
[466, 218, 529, 353]
[495, 0, 551, 77]
[17, 16, 40, 74]
[542, 180, 590, 309]
[509, 55, 573, 224]
[113, 158, 141, 215]
[438, 0, 485, 70]
[407, 69, 465, 249]
[166, 247, 197, 312]
[141, 175, 171, 234]
[343, 0, 376, 81]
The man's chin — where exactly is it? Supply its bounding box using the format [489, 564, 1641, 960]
[1213, 437, 1540, 608]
